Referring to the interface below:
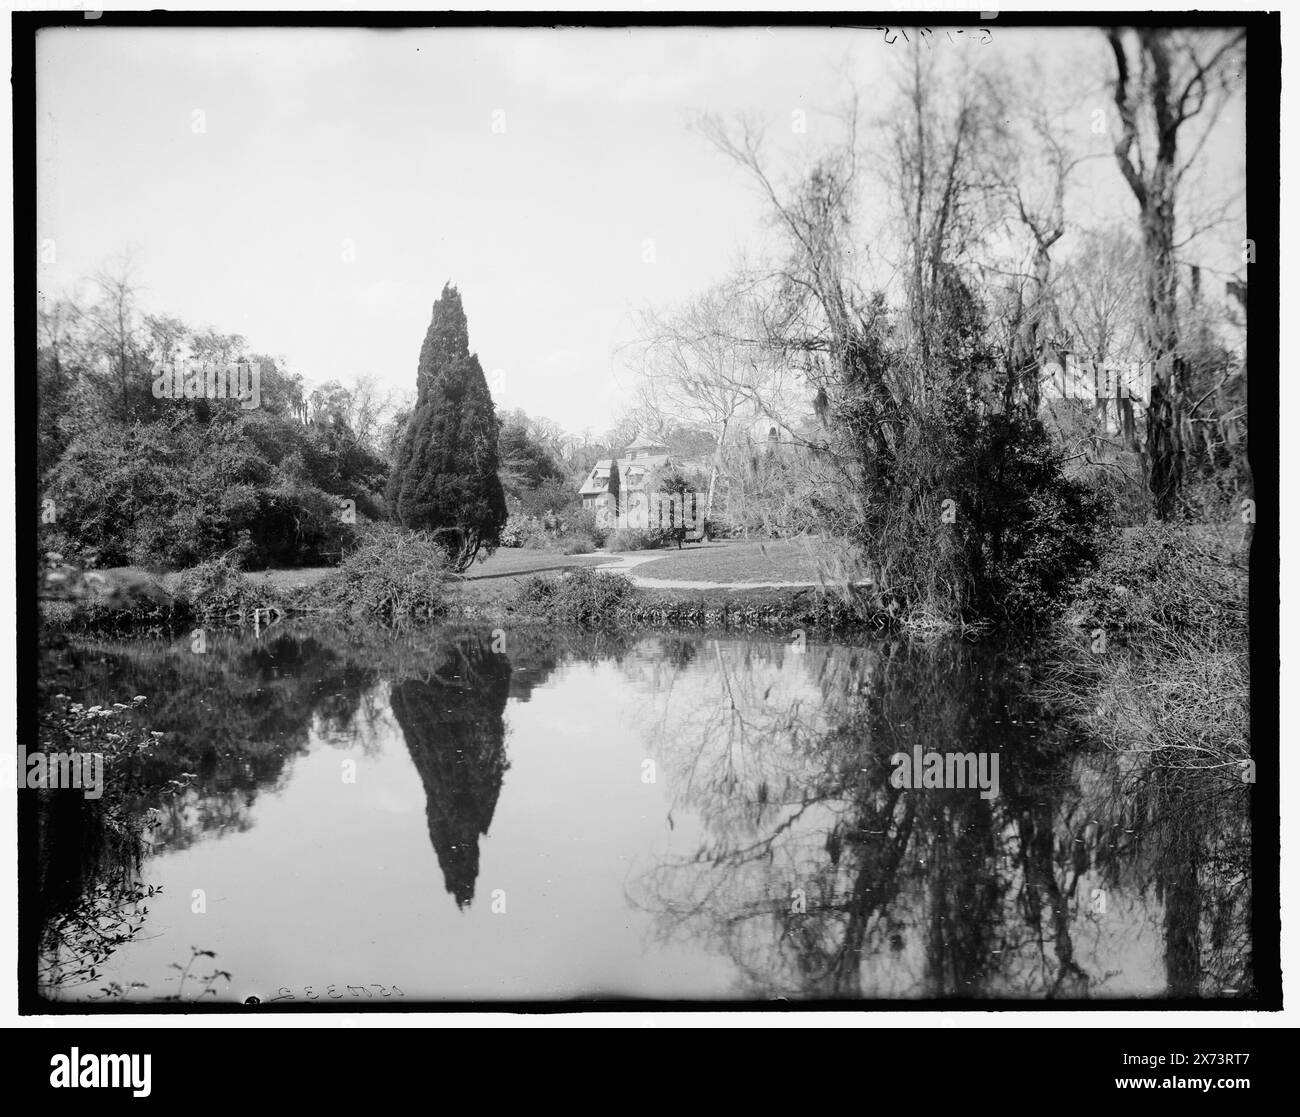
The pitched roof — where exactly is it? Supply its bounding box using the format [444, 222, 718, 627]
[621, 453, 670, 481]
[577, 452, 675, 496]
[578, 459, 615, 496]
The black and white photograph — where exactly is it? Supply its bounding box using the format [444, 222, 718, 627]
[10, 6, 1283, 1049]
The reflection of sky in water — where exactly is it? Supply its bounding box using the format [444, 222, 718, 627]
[44, 629, 1250, 1002]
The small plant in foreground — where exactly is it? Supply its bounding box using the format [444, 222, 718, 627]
[510, 567, 637, 627]
[316, 525, 448, 620]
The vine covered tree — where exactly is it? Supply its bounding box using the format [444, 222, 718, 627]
[387, 284, 507, 569]
[1107, 27, 1246, 518]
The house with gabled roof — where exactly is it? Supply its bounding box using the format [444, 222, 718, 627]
[578, 431, 691, 532]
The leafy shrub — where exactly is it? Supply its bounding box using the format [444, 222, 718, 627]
[647, 467, 702, 549]
[951, 416, 1106, 623]
[315, 525, 447, 620]
[509, 478, 578, 521]
[500, 506, 546, 548]
[1066, 522, 1248, 639]
[43, 411, 372, 570]
[1047, 523, 1249, 783]
[502, 499, 605, 551]
[34, 694, 179, 993]
[608, 527, 662, 552]
[565, 505, 609, 549]
[496, 512, 548, 551]
[509, 567, 637, 627]
[172, 555, 269, 618]
[40, 552, 184, 631]
[561, 537, 594, 555]
[38, 693, 170, 790]
[834, 407, 1106, 626]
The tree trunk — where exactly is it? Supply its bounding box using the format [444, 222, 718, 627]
[705, 417, 727, 529]
[1142, 195, 1184, 519]
[1107, 27, 1241, 519]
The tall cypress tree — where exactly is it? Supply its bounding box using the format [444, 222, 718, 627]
[606, 454, 621, 526]
[387, 284, 507, 569]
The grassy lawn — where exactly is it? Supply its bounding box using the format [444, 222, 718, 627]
[99, 541, 833, 600]
[85, 543, 833, 620]
[236, 542, 825, 590]
[455, 549, 615, 580]
[237, 567, 335, 591]
[51, 543, 870, 628]
[165, 548, 616, 598]
[631, 537, 830, 583]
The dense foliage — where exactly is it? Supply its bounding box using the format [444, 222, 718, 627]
[314, 524, 449, 620]
[509, 567, 638, 627]
[38, 285, 386, 570]
[498, 418, 566, 495]
[801, 282, 1107, 626]
[43, 410, 375, 569]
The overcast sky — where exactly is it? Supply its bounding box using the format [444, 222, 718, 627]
[36, 24, 1245, 434]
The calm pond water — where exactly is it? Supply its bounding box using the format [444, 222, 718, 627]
[35, 622, 1251, 1002]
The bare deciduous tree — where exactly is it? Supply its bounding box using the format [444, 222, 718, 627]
[631, 282, 796, 524]
[85, 253, 145, 417]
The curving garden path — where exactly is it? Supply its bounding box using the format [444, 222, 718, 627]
[595, 551, 864, 591]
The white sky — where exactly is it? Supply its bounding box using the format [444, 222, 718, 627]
[36, 24, 1245, 434]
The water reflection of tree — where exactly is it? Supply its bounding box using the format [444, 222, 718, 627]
[43, 630, 378, 851]
[49, 625, 531, 910]
[390, 633, 514, 909]
[37, 622, 583, 955]
[627, 637, 1251, 1000]
[1115, 764, 1252, 997]
[34, 627, 383, 1001]
[32, 778, 152, 998]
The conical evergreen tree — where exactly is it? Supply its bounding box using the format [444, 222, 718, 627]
[387, 284, 507, 569]
[606, 454, 621, 526]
